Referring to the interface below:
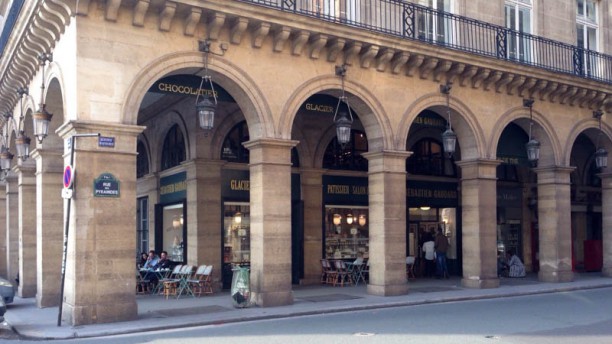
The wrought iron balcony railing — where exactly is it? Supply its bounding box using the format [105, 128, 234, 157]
[0, 0, 24, 58]
[239, 0, 612, 85]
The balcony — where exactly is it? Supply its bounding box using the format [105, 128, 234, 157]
[238, 0, 612, 85]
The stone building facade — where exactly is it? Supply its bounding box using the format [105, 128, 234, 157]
[0, 0, 611, 326]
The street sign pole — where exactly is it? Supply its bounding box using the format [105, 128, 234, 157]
[57, 133, 100, 327]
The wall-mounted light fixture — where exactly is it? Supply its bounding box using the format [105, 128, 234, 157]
[593, 110, 608, 169]
[332, 213, 342, 226]
[32, 52, 53, 144]
[440, 82, 456, 157]
[524, 98, 540, 167]
[333, 64, 353, 147]
[358, 214, 367, 227]
[196, 40, 227, 133]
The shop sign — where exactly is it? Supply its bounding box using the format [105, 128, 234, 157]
[148, 74, 235, 103]
[323, 175, 368, 205]
[160, 172, 187, 203]
[222, 170, 250, 200]
[412, 111, 447, 129]
[93, 173, 120, 198]
[300, 94, 355, 117]
[406, 180, 458, 207]
[497, 187, 522, 207]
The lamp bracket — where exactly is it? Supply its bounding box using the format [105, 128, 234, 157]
[439, 82, 452, 95]
[335, 64, 347, 77]
[198, 40, 227, 56]
[38, 52, 53, 65]
[523, 98, 534, 108]
[593, 110, 604, 120]
[16, 87, 28, 97]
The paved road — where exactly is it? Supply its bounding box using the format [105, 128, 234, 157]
[4, 287, 612, 343]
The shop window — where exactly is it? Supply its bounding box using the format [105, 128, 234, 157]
[322, 130, 368, 171]
[161, 124, 186, 170]
[324, 206, 369, 260]
[222, 202, 250, 289]
[407, 138, 456, 177]
[221, 121, 250, 163]
[161, 203, 185, 262]
[136, 196, 149, 256]
[136, 140, 149, 178]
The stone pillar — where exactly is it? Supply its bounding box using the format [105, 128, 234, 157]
[33, 148, 64, 307]
[456, 159, 500, 289]
[14, 163, 37, 297]
[243, 138, 297, 307]
[602, 172, 612, 277]
[300, 168, 324, 285]
[184, 159, 224, 289]
[363, 151, 410, 296]
[58, 121, 143, 325]
[0, 184, 6, 279]
[5, 173, 19, 286]
[535, 166, 574, 282]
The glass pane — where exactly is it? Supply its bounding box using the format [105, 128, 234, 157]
[577, 25, 585, 48]
[223, 203, 250, 265]
[505, 5, 516, 30]
[587, 26, 597, 50]
[163, 204, 184, 262]
[519, 8, 531, 33]
[325, 206, 369, 260]
[576, 0, 584, 17]
[586, 0, 596, 22]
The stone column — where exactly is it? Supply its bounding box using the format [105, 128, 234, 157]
[300, 168, 324, 285]
[33, 148, 64, 307]
[57, 121, 143, 325]
[0, 183, 6, 278]
[184, 159, 225, 289]
[363, 150, 411, 296]
[243, 138, 297, 307]
[534, 166, 574, 282]
[5, 173, 19, 286]
[14, 163, 37, 297]
[602, 172, 612, 277]
[456, 159, 500, 289]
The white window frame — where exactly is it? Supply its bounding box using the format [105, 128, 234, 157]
[505, 0, 533, 62]
[417, 0, 454, 45]
[576, 0, 600, 77]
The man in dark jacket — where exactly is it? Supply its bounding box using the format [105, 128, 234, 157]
[434, 228, 450, 279]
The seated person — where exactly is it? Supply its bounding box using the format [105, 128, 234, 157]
[505, 249, 526, 278]
[146, 251, 173, 288]
[142, 250, 159, 270]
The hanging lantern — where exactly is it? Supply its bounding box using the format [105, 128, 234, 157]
[196, 96, 216, 130]
[334, 110, 353, 146]
[525, 138, 540, 166]
[0, 146, 14, 171]
[595, 147, 608, 169]
[442, 128, 457, 158]
[15, 132, 30, 160]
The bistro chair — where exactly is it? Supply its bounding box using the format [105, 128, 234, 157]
[161, 264, 183, 299]
[175, 265, 195, 299]
[136, 269, 150, 295]
[189, 265, 214, 296]
[333, 260, 353, 287]
[349, 257, 365, 285]
[321, 259, 337, 285]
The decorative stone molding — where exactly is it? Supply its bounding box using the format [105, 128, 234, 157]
[273, 26, 291, 53]
[326, 38, 346, 63]
[482, 70, 502, 91]
[184, 8, 203, 37]
[291, 31, 310, 56]
[360, 45, 379, 69]
[376, 48, 395, 73]
[252, 22, 271, 48]
[308, 34, 328, 59]
[390, 51, 410, 75]
[230, 17, 249, 44]
[133, 0, 150, 27]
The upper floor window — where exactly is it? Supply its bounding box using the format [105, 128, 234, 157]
[505, 0, 532, 62]
[407, 138, 456, 177]
[322, 130, 368, 171]
[417, 0, 453, 44]
[304, 0, 359, 23]
[161, 124, 186, 171]
[576, 0, 598, 51]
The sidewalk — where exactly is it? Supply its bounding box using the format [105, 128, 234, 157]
[3, 272, 612, 340]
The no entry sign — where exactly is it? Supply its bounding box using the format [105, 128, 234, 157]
[63, 165, 74, 189]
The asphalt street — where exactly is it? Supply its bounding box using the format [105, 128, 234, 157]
[4, 287, 610, 344]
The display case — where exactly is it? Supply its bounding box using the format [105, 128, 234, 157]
[324, 206, 369, 260]
[222, 202, 250, 289]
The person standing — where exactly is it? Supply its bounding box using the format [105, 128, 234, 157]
[422, 233, 436, 277]
[434, 227, 449, 279]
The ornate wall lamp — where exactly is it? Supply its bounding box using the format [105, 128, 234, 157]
[333, 64, 353, 147]
[523, 98, 540, 167]
[440, 82, 456, 157]
[196, 40, 227, 133]
[593, 110, 608, 169]
[32, 52, 53, 144]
